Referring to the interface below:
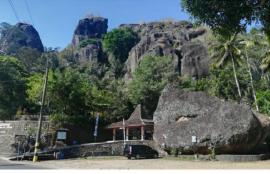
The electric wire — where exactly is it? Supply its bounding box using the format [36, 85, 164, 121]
[8, 0, 20, 22]
[24, 0, 35, 26]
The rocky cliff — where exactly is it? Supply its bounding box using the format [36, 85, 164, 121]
[153, 84, 270, 154]
[0, 22, 44, 54]
[121, 21, 210, 81]
[69, 17, 210, 77]
[71, 16, 108, 65]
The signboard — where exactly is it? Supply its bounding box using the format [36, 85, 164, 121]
[192, 136, 197, 143]
[57, 131, 67, 140]
[0, 130, 6, 134]
[0, 123, 12, 129]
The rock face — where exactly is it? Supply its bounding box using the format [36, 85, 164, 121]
[181, 43, 209, 79]
[74, 41, 106, 64]
[0, 23, 44, 54]
[72, 16, 108, 47]
[153, 84, 270, 154]
[122, 21, 210, 81]
[71, 16, 108, 65]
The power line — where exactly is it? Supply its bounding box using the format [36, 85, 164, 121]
[24, 0, 35, 26]
[8, 0, 20, 22]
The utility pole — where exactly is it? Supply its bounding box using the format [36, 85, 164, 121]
[33, 55, 49, 162]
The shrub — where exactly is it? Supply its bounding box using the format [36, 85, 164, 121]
[102, 28, 139, 63]
[78, 38, 99, 48]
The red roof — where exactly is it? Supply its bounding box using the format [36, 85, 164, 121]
[107, 105, 153, 129]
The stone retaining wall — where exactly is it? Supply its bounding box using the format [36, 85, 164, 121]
[0, 121, 50, 157]
[57, 140, 161, 158]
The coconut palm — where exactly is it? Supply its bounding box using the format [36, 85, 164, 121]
[261, 50, 270, 81]
[240, 39, 259, 111]
[209, 34, 243, 99]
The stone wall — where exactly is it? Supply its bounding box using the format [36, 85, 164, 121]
[0, 120, 50, 157]
[57, 140, 162, 158]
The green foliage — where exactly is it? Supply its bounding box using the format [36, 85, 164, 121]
[256, 90, 270, 115]
[78, 38, 99, 48]
[181, 0, 262, 38]
[0, 56, 27, 120]
[208, 67, 250, 101]
[102, 28, 139, 63]
[128, 56, 175, 117]
[26, 73, 43, 104]
[59, 45, 76, 66]
[178, 77, 210, 92]
[108, 55, 125, 78]
[49, 68, 90, 117]
[15, 47, 42, 73]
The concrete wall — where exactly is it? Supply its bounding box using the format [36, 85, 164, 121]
[0, 121, 50, 157]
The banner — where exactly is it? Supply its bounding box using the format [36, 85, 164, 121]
[93, 114, 99, 137]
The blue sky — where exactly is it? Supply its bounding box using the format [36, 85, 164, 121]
[0, 0, 190, 48]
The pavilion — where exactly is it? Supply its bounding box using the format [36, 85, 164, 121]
[107, 105, 154, 141]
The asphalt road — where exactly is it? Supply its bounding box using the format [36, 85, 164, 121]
[0, 158, 48, 170]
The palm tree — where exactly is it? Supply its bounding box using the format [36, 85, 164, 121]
[209, 34, 243, 99]
[240, 40, 259, 111]
[261, 50, 270, 81]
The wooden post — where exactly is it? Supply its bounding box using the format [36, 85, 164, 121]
[141, 126, 144, 141]
[113, 128, 116, 141]
[126, 128, 129, 141]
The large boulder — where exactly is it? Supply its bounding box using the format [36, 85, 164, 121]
[153, 84, 270, 154]
[0, 22, 44, 54]
[123, 21, 210, 82]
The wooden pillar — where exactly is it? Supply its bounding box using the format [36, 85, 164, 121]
[141, 126, 144, 141]
[126, 127, 129, 141]
[113, 128, 116, 141]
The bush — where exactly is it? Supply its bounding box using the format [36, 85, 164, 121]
[78, 38, 99, 48]
[128, 56, 175, 117]
[102, 28, 139, 63]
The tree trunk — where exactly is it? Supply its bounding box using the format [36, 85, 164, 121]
[229, 50, 242, 99]
[245, 48, 259, 111]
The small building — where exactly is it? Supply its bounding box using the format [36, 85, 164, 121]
[107, 105, 154, 141]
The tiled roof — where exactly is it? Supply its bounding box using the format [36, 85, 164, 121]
[107, 105, 154, 129]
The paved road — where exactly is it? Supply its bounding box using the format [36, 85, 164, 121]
[0, 158, 48, 169]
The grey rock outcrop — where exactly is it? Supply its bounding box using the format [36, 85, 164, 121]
[74, 41, 106, 64]
[0, 22, 44, 54]
[123, 21, 210, 81]
[153, 84, 270, 154]
[71, 16, 108, 65]
[72, 16, 108, 47]
[181, 43, 210, 79]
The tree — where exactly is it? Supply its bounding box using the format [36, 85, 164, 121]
[181, 0, 262, 38]
[128, 56, 175, 117]
[208, 66, 249, 102]
[0, 56, 27, 120]
[102, 28, 139, 63]
[49, 68, 89, 117]
[15, 47, 42, 73]
[259, 1, 270, 44]
[209, 35, 244, 98]
[256, 90, 270, 115]
[239, 31, 268, 111]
